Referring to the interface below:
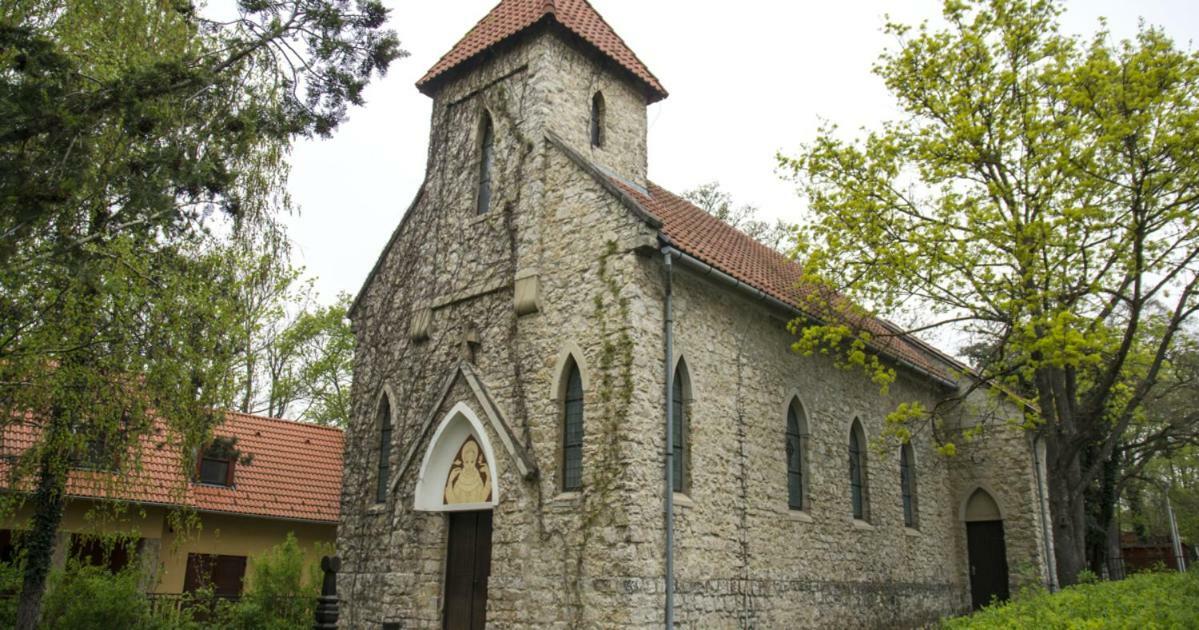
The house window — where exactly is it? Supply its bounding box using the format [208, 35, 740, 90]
[901, 443, 918, 528]
[69, 534, 136, 574]
[670, 360, 690, 493]
[849, 419, 869, 521]
[0, 530, 17, 564]
[72, 417, 127, 471]
[376, 395, 393, 504]
[476, 112, 494, 214]
[786, 399, 810, 511]
[183, 553, 247, 598]
[197, 447, 235, 487]
[562, 360, 584, 492]
[590, 92, 605, 147]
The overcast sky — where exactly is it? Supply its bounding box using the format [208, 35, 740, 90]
[281, 0, 1199, 309]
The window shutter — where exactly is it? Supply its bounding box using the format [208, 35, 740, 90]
[225, 457, 237, 487]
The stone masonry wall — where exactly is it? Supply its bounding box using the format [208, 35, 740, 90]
[615, 259, 1052, 628]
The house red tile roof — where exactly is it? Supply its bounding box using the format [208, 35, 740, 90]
[417, 0, 667, 102]
[610, 179, 954, 383]
[1, 412, 342, 524]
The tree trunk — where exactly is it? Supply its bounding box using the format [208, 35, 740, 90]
[1087, 449, 1120, 577]
[16, 430, 69, 630]
[1106, 517, 1124, 580]
[1046, 436, 1088, 586]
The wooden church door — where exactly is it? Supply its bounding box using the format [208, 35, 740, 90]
[966, 520, 1010, 609]
[443, 510, 493, 630]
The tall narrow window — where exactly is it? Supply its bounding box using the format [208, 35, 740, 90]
[849, 419, 868, 521]
[901, 443, 918, 528]
[786, 400, 809, 511]
[562, 360, 584, 491]
[376, 396, 392, 504]
[670, 361, 689, 493]
[476, 113, 494, 214]
[590, 92, 605, 147]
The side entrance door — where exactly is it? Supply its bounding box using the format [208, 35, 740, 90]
[966, 520, 1010, 609]
[444, 510, 493, 630]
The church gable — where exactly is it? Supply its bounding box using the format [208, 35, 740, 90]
[396, 362, 537, 508]
[417, 0, 667, 103]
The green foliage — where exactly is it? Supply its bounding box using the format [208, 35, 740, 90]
[777, 0, 1199, 583]
[1, 1, 399, 624]
[39, 562, 165, 630]
[0, 556, 22, 628]
[944, 569, 1199, 629]
[270, 294, 355, 426]
[682, 181, 794, 252]
[216, 532, 322, 630]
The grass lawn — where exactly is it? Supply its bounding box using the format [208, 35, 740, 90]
[944, 569, 1199, 629]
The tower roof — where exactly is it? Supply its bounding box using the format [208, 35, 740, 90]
[417, 0, 668, 102]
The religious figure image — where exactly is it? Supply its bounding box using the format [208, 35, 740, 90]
[444, 436, 492, 504]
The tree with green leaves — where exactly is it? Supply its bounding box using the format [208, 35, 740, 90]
[778, 0, 1199, 585]
[225, 246, 354, 425]
[269, 294, 354, 427]
[683, 181, 794, 252]
[0, 1, 401, 626]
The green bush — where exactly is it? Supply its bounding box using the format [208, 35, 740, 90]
[0, 557, 22, 628]
[944, 569, 1199, 629]
[39, 561, 168, 630]
[217, 532, 321, 630]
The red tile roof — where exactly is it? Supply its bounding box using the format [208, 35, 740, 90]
[418, 0, 667, 102]
[611, 179, 953, 382]
[2, 412, 342, 523]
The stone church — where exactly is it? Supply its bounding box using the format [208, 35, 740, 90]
[338, 1, 1055, 627]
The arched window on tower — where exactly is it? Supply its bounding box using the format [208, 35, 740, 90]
[562, 359, 584, 491]
[590, 91, 605, 147]
[376, 394, 393, 504]
[670, 360, 690, 493]
[901, 442, 918, 528]
[476, 112, 495, 214]
[849, 419, 869, 521]
[786, 399, 810, 511]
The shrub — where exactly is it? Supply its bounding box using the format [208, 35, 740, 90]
[944, 568, 1199, 629]
[217, 532, 322, 630]
[0, 557, 22, 628]
[39, 561, 168, 630]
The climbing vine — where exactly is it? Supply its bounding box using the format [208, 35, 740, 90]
[562, 240, 636, 625]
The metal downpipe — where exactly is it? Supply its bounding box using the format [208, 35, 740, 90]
[662, 247, 675, 628]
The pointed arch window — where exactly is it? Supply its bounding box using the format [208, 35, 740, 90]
[901, 443, 918, 528]
[849, 419, 869, 521]
[670, 361, 689, 493]
[476, 112, 494, 214]
[375, 395, 392, 504]
[562, 360, 584, 491]
[590, 91, 605, 147]
[786, 399, 810, 511]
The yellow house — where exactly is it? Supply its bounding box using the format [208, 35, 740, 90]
[1, 412, 341, 595]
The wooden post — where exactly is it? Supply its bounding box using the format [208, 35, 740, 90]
[313, 555, 340, 629]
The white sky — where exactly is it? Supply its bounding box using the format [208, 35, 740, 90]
[282, 0, 1199, 306]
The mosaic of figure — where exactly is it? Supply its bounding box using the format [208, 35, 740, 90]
[444, 435, 492, 504]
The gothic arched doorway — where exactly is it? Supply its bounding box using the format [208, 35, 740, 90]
[413, 403, 497, 629]
[964, 488, 1010, 609]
